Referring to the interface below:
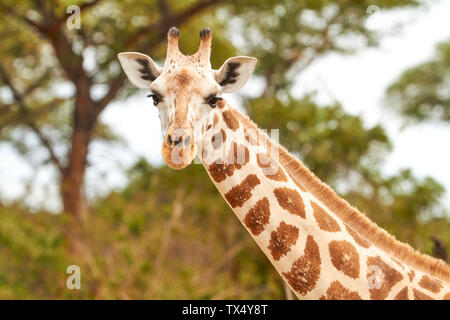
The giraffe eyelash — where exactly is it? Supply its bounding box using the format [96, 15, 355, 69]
[147, 93, 162, 105]
[205, 94, 223, 108]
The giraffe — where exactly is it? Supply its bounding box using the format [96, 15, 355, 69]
[118, 27, 450, 300]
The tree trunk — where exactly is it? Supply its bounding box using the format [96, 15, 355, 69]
[61, 79, 96, 219]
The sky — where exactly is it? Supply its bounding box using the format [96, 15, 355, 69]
[0, 0, 449, 211]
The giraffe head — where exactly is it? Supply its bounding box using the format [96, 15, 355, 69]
[118, 27, 257, 169]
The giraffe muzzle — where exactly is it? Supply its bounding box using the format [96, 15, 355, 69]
[162, 127, 195, 170]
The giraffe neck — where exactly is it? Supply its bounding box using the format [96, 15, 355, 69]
[198, 100, 450, 300]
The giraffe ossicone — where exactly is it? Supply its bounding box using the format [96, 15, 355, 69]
[118, 27, 450, 300]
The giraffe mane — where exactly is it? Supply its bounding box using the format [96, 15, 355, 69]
[230, 107, 450, 284]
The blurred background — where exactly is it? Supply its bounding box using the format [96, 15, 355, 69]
[0, 0, 449, 299]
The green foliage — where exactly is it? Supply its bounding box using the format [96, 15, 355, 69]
[343, 168, 449, 249]
[386, 40, 450, 123]
[0, 162, 285, 299]
[0, 206, 68, 299]
[1, 158, 447, 299]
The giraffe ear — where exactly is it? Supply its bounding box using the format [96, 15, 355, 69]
[117, 52, 162, 89]
[214, 56, 257, 93]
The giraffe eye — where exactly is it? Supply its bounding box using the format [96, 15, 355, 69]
[147, 93, 162, 105]
[206, 96, 222, 108]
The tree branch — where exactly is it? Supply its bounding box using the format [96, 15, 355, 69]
[261, 14, 336, 97]
[27, 122, 64, 173]
[0, 64, 63, 173]
[0, 4, 47, 33]
[126, 0, 226, 49]
[157, 0, 172, 18]
[95, 75, 126, 114]
[79, 0, 104, 11]
[0, 99, 63, 130]
[1, 2, 90, 86]
[0, 69, 57, 119]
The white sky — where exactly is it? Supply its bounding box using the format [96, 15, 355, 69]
[0, 0, 449, 211]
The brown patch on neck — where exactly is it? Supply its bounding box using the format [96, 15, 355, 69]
[207, 143, 249, 183]
[418, 275, 443, 294]
[282, 235, 321, 296]
[224, 174, 260, 208]
[268, 221, 299, 261]
[217, 99, 226, 109]
[329, 240, 360, 279]
[244, 197, 270, 236]
[213, 113, 219, 127]
[393, 287, 409, 300]
[367, 256, 403, 300]
[311, 201, 340, 232]
[273, 187, 305, 218]
[226, 142, 249, 168]
[208, 161, 235, 183]
[413, 289, 434, 300]
[211, 129, 226, 149]
[257, 153, 288, 182]
[229, 107, 450, 284]
[444, 292, 450, 300]
[245, 130, 258, 145]
[222, 110, 239, 131]
[323, 281, 362, 300]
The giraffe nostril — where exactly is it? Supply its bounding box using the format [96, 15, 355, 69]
[173, 136, 183, 146]
[184, 135, 191, 146]
[167, 134, 173, 145]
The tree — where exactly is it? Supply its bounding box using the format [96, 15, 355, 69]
[0, 0, 230, 218]
[386, 40, 450, 124]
